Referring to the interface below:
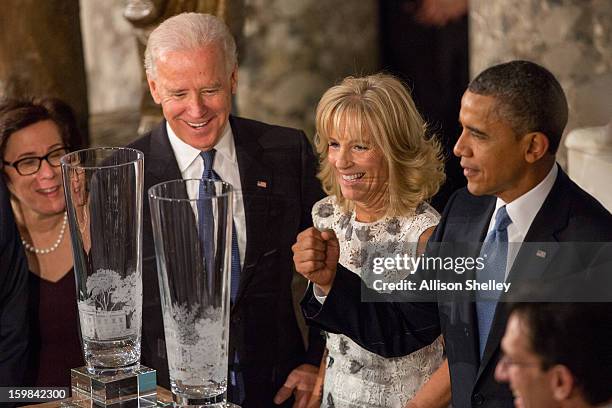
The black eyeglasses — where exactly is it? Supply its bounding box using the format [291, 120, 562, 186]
[498, 353, 542, 370]
[2, 147, 70, 176]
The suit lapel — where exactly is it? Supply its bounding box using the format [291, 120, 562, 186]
[231, 117, 272, 307]
[462, 197, 496, 370]
[441, 194, 495, 377]
[146, 122, 182, 187]
[506, 167, 569, 282]
[460, 199, 495, 246]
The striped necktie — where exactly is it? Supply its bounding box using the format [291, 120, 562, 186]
[199, 149, 241, 302]
[199, 149, 244, 404]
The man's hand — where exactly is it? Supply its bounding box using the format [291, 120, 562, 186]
[292, 227, 340, 295]
[273, 363, 319, 407]
[412, 0, 468, 27]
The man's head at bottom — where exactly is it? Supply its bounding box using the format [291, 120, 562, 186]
[495, 302, 612, 408]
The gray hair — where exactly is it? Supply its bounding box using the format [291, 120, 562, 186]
[144, 12, 237, 78]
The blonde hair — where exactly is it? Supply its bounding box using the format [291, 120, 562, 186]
[314, 73, 445, 216]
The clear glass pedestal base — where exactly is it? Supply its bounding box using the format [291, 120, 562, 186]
[70, 365, 156, 407]
[171, 391, 241, 407]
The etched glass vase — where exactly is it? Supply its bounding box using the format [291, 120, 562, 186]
[148, 179, 232, 406]
[61, 147, 144, 375]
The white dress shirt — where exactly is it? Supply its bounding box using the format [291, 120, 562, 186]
[166, 122, 247, 269]
[488, 164, 558, 280]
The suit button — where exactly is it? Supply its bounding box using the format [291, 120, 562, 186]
[473, 393, 484, 405]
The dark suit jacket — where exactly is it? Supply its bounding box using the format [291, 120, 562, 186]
[0, 178, 29, 387]
[302, 167, 612, 408]
[128, 116, 325, 406]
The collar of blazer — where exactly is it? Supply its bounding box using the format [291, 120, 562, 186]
[228, 116, 274, 304]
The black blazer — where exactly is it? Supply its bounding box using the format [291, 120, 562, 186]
[0, 178, 29, 387]
[128, 116, 325, 406]
[302, 167, 612, 408]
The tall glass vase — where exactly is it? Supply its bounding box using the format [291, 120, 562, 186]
[61, 147, 144, 375]
[148, 179, 233, 407]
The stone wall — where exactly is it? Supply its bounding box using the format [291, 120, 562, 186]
[80, 0, 141, 116]
[470, 0, 612, 166]
[236, 0, 379, 138]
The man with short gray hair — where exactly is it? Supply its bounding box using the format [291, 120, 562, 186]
[129, 12, 325, 407]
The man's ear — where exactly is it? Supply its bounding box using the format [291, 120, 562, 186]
[523, 131, 550, 163]
[230, 65, 238, 95]
[147, 76, 162, 104]
[549, 364, 575, 402]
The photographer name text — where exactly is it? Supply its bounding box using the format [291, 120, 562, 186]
[372, 279, 511, 293]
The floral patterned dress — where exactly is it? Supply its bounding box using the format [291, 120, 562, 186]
[313, 196, 445, 408]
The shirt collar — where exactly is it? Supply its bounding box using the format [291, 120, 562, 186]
[213, 121, 237, 165]
[166, 120, 236, 172]
[494, 164, 558, 237]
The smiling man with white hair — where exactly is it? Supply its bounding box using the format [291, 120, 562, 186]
[128, 12, 325, 407]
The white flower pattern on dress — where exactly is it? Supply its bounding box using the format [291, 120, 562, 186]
[313, 196, 445, 408]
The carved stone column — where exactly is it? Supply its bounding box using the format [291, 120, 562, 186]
[469, 0, 612, 166]
[565, 122, 612, 211]
[236, 0, 379, 138]
[80, 0, 141, 146]
[0, 0, 89, 147]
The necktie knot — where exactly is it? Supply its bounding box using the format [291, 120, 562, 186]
[200, 149, 216, 180]
[494, 206, 512, 232]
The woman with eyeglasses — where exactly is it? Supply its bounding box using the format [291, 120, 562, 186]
[0, 97, 84, 387]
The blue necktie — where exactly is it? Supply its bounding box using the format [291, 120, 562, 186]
[476, 206, 512, 358]
[199, 150, 241, 302]
[199, 150, 244, 404]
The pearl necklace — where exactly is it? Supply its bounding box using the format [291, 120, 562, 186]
[21, 212, 68, 255]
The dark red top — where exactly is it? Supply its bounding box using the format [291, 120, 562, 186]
[26, 269, 84, 387]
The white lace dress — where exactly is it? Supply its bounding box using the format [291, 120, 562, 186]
[312, 196, 445, 408]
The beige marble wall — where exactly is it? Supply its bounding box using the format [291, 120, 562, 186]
[80, 0, 141, 115]
[566, 122, 612, 211]
[236, 0, 379, 138]
[470, 0, 612, 166]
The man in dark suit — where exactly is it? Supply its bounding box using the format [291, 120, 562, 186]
[0, 177, 28, 387]
[294, 60, 612, 408]
[127, 13, 324, 407]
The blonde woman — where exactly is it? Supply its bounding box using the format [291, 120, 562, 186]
[307, 74, 450, 408]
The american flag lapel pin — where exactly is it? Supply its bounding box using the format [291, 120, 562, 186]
[257, 180, 267, 188]
[536, 249, 547, 258]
